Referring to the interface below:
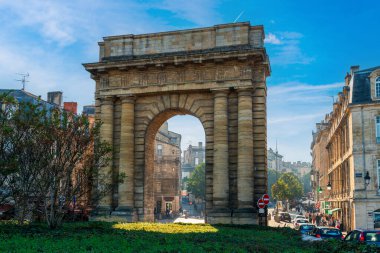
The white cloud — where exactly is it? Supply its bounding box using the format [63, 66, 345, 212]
[269, 82, 343, 95]
[0, 0, 219, 113]
[266, 31, 314, 65]
[268, 112, 326, 124]
[267, 81, 342, 161]
[265, 33, 281, 45]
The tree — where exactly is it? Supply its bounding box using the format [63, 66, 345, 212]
[0, 94, 113, 228]
[271, 172, 303, 201]
[267, 168, 283, 199]
[0, 94, 52, 223]
[186, 163, 205, 200]
[36, 109, 113, 228]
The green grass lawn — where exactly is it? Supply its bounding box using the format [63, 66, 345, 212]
[0, 221, 376, 253]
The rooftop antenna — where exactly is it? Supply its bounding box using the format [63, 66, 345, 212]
[233, 11, 245, 23]
[16, 73, 29, 90]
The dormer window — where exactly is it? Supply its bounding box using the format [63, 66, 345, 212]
[376, 77, 380, 97]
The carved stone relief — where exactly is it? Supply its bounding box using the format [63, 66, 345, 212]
[100, 65, 252, 89]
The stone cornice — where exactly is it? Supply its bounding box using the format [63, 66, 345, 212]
[83, 47, 266, 75]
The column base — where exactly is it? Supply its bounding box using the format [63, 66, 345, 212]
[111, 206, 135, 222]
[231, 208, 259, 225]
[207, 208, 232, 224]
[94, 205, 112, 216]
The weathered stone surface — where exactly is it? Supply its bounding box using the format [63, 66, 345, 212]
[84, 22, 270, 224]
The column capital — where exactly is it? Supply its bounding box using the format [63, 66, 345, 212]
[119, 95, 136, 104]
[237, 87, 253, 97]
[211, 88, 230, 98]
[100, 96, 115, 105]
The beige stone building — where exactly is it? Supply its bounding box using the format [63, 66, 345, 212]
[154, 122, 181, 217]
[182, 142, 205, 179]
[312, 65, 380, 231]
[83, 22, 270, 224]
[311, 120, 331, 211]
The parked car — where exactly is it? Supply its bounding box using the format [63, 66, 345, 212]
[344, 229, 380, 248]
[274, 212, 291, 223]
[290, 214, 305, 222]
[290, 213, 298, 222]
[308, 227, 344, 240]
[297, 224, 316, 234]
[294, 215, 306, 220]
[294, 218, 310, 229]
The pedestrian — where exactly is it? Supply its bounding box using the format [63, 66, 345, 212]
[335, 218, 340, 229]
[316, 213, 321, 226]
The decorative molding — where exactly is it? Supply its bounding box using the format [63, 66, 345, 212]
[99, 65, 253, 89]
[119, 95, 136, 104]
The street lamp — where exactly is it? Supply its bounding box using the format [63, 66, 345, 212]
[318, 186, 322, 194]
[327, 182, 332, 191]
[365, 171, 371, 186]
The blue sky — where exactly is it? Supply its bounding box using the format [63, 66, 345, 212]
[0, 0, 379, 162]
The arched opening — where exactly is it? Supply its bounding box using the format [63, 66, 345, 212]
[144, 110, 206, 223]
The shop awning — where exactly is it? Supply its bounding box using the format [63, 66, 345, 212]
[327, 208, 342, 214]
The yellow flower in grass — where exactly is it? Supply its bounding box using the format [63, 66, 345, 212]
[112, 223, 218, 234]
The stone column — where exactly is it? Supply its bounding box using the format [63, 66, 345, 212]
[237, 88, 254, 209]
[99, 96, 114, 212]
[212, 89, 229, 208]
[116, 95, 135, 218]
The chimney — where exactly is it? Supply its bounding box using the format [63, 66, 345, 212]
[350, 65, 360, 76]
[344, 72, 351, 86]
[64, 102, 78, 114]
[47, 91, 63, 107]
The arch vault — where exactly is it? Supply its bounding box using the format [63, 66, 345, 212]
[83, 22, 270, 224]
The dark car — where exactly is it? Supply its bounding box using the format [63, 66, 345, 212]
[344, 229, 380, 248]
[308, 227, 343, 240]
[298, 224, 316, 234]
[274, 212, 291, 223]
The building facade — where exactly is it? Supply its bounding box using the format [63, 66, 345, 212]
[312, 65, 380, 231]
[154, 122, 182, 217]
[267, 148, 283, 172]
[182, 142, 205, 179]
[311, 120, 331, 212]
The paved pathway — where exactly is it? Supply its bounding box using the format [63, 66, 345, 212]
[174, 217, 205, 224]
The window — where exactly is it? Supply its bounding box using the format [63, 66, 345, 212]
[376, 117, 380, 143]
[157, 144, 162, 156]
[195, 157, 199, 165]
[377, 160, 380, 191]
[376, 77, 380, 97]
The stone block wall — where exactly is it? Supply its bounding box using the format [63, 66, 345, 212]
[99, 22, 264, 59]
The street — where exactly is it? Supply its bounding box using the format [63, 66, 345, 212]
[267, 208, 296, 229]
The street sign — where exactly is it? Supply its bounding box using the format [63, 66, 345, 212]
[262, 194, 270, 205]
[257, 198, 265, 209]
[259, 208, 265, 214]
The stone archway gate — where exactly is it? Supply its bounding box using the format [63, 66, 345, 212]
[84, 22, 270, 224]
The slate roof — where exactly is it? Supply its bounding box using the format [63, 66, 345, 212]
[351, 66, 380, 105]
[0, 89, 58, 110]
